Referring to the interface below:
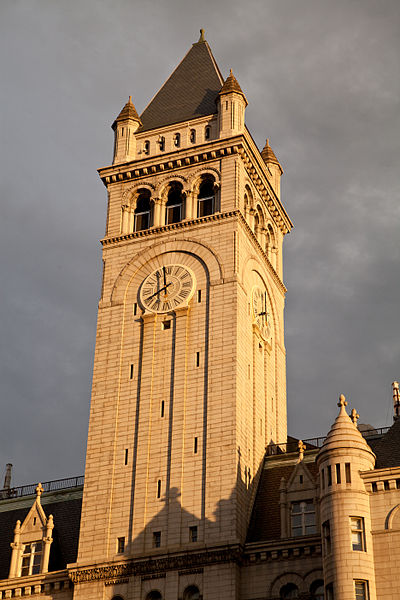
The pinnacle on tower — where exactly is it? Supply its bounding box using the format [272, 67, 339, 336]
[112, 95, 142, 131]
[261, 138, 280, 166]
[218, 68, 248, 105]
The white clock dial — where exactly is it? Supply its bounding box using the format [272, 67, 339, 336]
[251, 286, 271, 340]
[140, 264, 195, 313]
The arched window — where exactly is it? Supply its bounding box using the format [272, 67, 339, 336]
[134, 190, 152, 232]
[111, 596, 124, 600]
[204, 126, 211, 140]
[165, 183, 184, 225]
[280, 583, 299, 599]
[310, 580, 324, 600]
[183, 585, 200, 600]
[143, 140, 150, 155]
[146, 592, 162, 600]
[174, 133, 181, 147]
[190, 129, 196, 143]
[197, 179, 215, 218]
[158, 136, 165, 151]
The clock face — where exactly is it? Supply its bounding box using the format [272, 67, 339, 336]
[251, 286, 271, 340]
[140, 264, 195, 313]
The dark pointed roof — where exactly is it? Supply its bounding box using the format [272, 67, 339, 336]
[139, 32, 224, 133]
[112, 96, 141, 130]
[219, 69, 247, 104]
[261, 138, 280, 166]
[368, 417, 400, 469]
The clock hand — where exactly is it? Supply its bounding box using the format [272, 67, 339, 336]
[147, 282, 172, 300]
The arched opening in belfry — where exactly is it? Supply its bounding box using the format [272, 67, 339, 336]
[280, 582, 299, 599]
[197, 177, 215, 218]
[165, 182, 184, 225]
[183, 585, 200, 600]
[134, 189, 152, 231]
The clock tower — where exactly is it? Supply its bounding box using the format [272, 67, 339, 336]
[72, 31, 292, 600]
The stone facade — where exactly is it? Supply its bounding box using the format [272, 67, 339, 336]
[0, 32, 399, 600]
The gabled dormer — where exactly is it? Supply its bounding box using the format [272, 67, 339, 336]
[9, 484, 54, 578]
[279, 443, 319, 539]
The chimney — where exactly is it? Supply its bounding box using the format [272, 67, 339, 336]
[393, 381, 400, 420]
[3, 463, 12, 490]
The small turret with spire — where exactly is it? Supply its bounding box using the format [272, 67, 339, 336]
[112, 96, 142, 165]
[217, 69, 247, 138]
[393, 381, 400, 420]
[261, 138, 283, 197]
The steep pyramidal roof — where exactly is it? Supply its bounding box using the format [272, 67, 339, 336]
[139, 31, 224, 133]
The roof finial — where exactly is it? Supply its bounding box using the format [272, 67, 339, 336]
[128, 95, 132, 103]
[337, 393, 348, 414]
[36, 482, 43, 501]
[199, 29, 205, 42]
[266, 138, 269, 146]
[351, 408, 360, 425]
[298, 440, 306, 462]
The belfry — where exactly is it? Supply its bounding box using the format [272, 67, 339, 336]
[1, 31, 400, 600]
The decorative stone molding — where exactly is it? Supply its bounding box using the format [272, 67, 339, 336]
[69, 546, 242, 584]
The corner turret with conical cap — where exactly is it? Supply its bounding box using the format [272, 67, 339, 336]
[217, 69, 247, 137]
[112, 96, 142, 165]
[261, 138, 283, 197]
[317, 395, 377, 600]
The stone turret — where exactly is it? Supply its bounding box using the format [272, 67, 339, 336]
[261, 138, 283, 197]
[112, 96, 142, 164]
[317, 395, 377, 600]
[217, 69, 247, 138]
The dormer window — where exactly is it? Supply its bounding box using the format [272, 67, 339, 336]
[173, 132, 181, 147]
[205, 126, 211, 140]
[144, 140, 150, 154]
[190, 129, 196, 143]
[158, 136, 165, 151]
[291, 500, 316, 537]
[21, 541, 42, 576]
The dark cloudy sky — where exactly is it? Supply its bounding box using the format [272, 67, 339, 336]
[1, 0, 399, 487]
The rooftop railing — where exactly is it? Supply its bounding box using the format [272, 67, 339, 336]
[265, 426, 391, 456]
[0, 475, 84, 500]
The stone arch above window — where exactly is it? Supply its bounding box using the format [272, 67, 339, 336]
[183, 585, 201, 600]
[270, 572, 303, 599]
[111, 596, 124, 600]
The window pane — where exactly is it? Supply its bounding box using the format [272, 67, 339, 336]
[292, 515, 302, 527]
[198, 196, 214, 217]
[135, 211, 150, 231]
[355, 581, 368, 600]
[305, 513, 316, 526]
[292, 503, 301, 514]
[166, 203, 182, 224]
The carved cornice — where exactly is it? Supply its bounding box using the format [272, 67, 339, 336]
[69, 546, 242, 584]
[97, 135, 292, 235]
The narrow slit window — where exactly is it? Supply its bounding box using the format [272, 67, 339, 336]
[173, 132, 181, 147]
[205, 126, 210, 140]
[345, 462, 351, 483]
[194, 437, 198, 454]
[190, 129, 196, 143]
[124, 449, 128, 465]
[321, 468, 325, 489]
[130, 364, 134, 380]
[196, 352, 200, 367]
[117, 537, 125, 553]
[336, 463, 341, 484]
[158, 135, 165, 151]
[197, 289, 202, 303]
[133, 302, 138, 316]
[161, 400, 165, 418]
[189, 526, 198, 542]
[327, 465, 332, 486]
[157, 479, 161, 499]
[143, 140, 150, 154]
[153, 531, 161, 548]
[299, 475, 303, 484]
